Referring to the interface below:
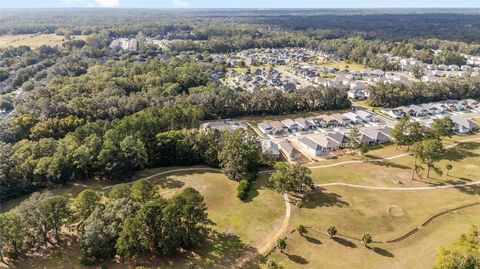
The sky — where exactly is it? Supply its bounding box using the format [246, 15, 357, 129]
[1, 0, 480, 9]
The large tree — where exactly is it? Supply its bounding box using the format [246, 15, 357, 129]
[219, 130, 259, 181]
[428, 117, 454, 139]
[433, 226, 480, 269]
[412, 139, 446, 178]
[269, 163, 314, 201]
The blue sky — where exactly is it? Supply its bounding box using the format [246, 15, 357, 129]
[1, 0, 480, 8]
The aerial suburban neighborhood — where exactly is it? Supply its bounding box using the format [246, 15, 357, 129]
[1, 4, 480, 269]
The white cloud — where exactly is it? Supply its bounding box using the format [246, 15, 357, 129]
[95, 0, 119, 7]
[60, 0, 119, 7]
[172, 0, 189, 8]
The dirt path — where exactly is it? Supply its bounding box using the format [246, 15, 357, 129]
[315, 180, 480, 191]
[235, 193, 291, 268]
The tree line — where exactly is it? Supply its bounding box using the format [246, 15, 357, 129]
[368, 77, 480, 108]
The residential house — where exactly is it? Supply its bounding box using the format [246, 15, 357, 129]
[326, 132, 347, 148]
[451, 116, 478, 134]
[341, 112, 362, 124]
[331, 114, 352, 126]
[278, 140, 297, 161]
[311, 135, 341, 152]
[281, 119, 301, 132]
[261, 140, 280, 159]
[298, 137, 326, 156]
[356, 110, 378, 122]
[258, 122, 273, 135]
[269, 121, 288, 135]
[359, 127, 393, 145]
[295, 118, 313, 130]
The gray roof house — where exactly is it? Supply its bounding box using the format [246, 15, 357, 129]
[281, 119, 300, 132]
[356, 110, 378, 122]
[258, 122, 273, 135]
[359, 127, 393, 145]
[343, 112, 363, 124]
[451, 116, 479, 134]
[278, 140, 297, 161]
[261, 140, 280, 159]
[295, 118, 313, 130]
[298, 137, 326, 156]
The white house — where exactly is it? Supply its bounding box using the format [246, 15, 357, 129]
[258, 122, 273, 135]
[261, 140, 280, 159]
[343, 112, 363, 124]
[451, 116, 478, 134]
[356, 110, 378, 122]
[298, 137, 326, 156]
[281, 119, 300, 132]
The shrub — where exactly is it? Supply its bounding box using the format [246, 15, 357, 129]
[237, 179, 250, 200]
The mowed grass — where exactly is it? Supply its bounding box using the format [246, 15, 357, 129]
[269, 204, 480, 269]
[0, 34, 88, 48]
[12, 168, 285, 269]
[309, 139, 480, 187]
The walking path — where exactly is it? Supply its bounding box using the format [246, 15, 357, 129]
[315, 180, 480, 191]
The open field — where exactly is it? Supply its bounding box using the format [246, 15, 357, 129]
[320, 60, 367, 71]
[8, 169, 285, 269]
[309, 139, 480, 187]
[269, 204, 480, 269]
[0, 34, 88, 48]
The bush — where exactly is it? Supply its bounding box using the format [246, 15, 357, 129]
[244, 172, 257, 183]
[237, 179, 250, 200]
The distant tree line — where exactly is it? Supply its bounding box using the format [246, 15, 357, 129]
[368, 77, 480, 108]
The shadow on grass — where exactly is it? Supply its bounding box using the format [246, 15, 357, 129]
[444, 142, 480, 162]
[286, 253, 309, 265]
[370, 160, 410, 169]
[333, 237, 357, 248]
[158, 176, 185, 189]
[302, 188, 349, 209]
[373, 247, 394, 258]
[304, 235, 322, 245]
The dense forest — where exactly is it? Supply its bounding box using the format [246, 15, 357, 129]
[1, 9, 480, 202]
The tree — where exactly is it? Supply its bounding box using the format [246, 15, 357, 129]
[359, 143, 369, 156]
[0, 211, 25, 261]
[130, 179, 155, 204]
[269, 163, 314, 201]
[44, 195, 70, 241]
[412, 139, 446, 178]
[428, 118, 454, 139]
[433, 226, 480, 269]
[347, 127, 360, 154]
[109, 184, 131, 199]
[297, 225, 307, 236]
[74, 189, 101, 225]
[362, 233, 372, 247]
[219, 130, 260, 181]
[391, 116, 409, 149]
[446, 164, 453, 176]
[277, 238, 287, 253]
[327, 226, 337, 238]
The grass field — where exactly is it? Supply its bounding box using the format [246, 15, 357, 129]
[0, 34, 88, 48]
[269, 204, 480, 269]
[320, 60, 367, 71]
[308, 140, 480, 187]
